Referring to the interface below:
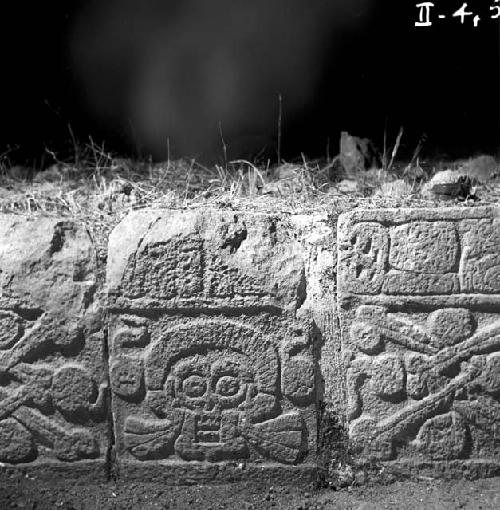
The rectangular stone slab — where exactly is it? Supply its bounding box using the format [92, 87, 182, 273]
[337, 207, 500, 479]
[0, 216, 108, 481]
[107, 209, 318, 483]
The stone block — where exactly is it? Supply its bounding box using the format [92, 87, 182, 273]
[338, 207, 500, 478]
[0, 216, 108, 481]
[107, 210, 318, 483]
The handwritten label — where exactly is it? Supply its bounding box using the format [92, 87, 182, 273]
[415, 1, 499, 27]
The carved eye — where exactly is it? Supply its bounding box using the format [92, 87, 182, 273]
[215, 376, 240, 397]
[183, 375, 207, 398]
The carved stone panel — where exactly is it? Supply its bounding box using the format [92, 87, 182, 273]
[0, 216, 107, 478]
[107, 209, 306, 312]
[338, 207, 500, 477]
[107, 210, 318, 483]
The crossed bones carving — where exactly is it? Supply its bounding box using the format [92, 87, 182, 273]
[347, 305, 500, 459]
[0, 311, 105, 462]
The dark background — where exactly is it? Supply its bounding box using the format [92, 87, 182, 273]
[0, 1, 498, 167]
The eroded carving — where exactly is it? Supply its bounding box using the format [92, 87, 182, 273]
[339, 211, 500, 297]
[338, 222, 388, 294]
[338, 208, 500, 470]
[110, 316, 316, 469]
[0, 311, 105, 464]
[107, 211, 307, 311]
[346, 308, 500, 462]
[389, 221, 459, 273]
[106, 210, 319, 480]
[122, 239, 205, 300]
[0, 216, 106, 473]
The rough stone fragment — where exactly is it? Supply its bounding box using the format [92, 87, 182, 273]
[0, 215, 107, 480]
[107, 209, 318, 483]
[338, 207, 500, 479]
[423, 156, 498, 200]
[338, 131, 381, 176]
[422, 171, 475, 200]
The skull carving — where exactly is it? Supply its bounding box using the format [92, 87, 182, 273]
[168, 351, 253, 413]
[123, 319, 307, 464]
[166, 350, 255, 461]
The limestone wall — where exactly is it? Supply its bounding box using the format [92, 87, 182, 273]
[0, 206, 498, 484]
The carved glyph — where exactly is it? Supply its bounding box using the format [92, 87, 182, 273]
[110, 317, 315, 467]
[338, 208, 500, 469]
[107, 211, 317, 480]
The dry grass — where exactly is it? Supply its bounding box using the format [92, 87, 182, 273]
[0, 139, 498, 222]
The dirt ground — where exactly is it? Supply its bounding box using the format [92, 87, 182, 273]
[0, 476, 499, 510]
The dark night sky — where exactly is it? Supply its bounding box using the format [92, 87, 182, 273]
[0, 1, 498, 166]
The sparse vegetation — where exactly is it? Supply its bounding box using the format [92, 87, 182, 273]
[0, 136, 498, 222]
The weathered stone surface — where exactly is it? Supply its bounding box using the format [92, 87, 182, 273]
[107, 209, 307, 312]
[0, 215, 107, 478]
[288, 214, 348, 482]
[338, 207, 500, 478]
[107, 210, 318, 483]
